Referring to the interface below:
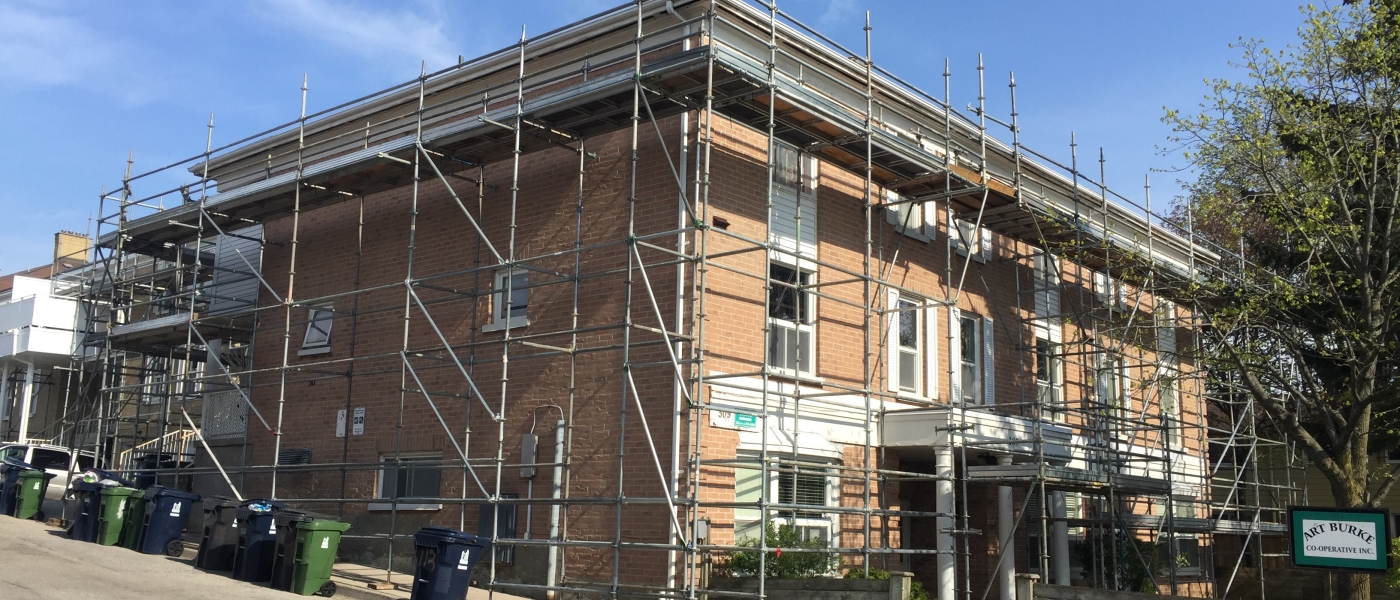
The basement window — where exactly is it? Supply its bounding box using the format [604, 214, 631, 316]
[370, 454, 442, 511]
[484, 269, 529, 332]
[298, 305, 333, 356]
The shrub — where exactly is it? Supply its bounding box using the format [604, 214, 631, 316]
[727, 523, 839, 578]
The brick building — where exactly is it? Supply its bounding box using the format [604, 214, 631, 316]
[77, 2, 1248, 599]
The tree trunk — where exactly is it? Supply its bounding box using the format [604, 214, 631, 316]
[1332, 475, 1371, 600]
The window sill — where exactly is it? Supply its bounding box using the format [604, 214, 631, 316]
[298, 346, 331, 357]
[367, 502, 442, 511]
[894, 228, 932, 243]
[896, 391, 935, 404]
[482, 318, 529, 333]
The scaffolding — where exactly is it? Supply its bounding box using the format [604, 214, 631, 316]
[52, 1, 1302, 599]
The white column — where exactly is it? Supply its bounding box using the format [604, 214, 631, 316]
[936, 444, 956, 600]
[998, 456, 1015, 600]
[17, 362, 36, 445]
[1050, 491, 1071, 585]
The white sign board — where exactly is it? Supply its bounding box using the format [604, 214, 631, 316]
[352, 407, 366, 436]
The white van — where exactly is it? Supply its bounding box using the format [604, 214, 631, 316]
[0, 443, 99, 500]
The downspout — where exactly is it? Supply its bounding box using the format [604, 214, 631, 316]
[17, 362, 36, 445]
[666, 0, 690, 595]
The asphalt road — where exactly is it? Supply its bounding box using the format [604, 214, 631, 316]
[0, 515, 294, 600]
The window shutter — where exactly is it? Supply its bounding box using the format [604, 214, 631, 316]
[886, 288, 900, 392]
[982, 316, 995, 405]
[925, 304, 938, 400]
[980, 227, 992, 262]
[923, 202, 937, 239]
[948, 307, 961, 403]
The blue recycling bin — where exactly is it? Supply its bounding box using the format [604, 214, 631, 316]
[138, 486, 200, 557]
[410, 526, 491, 600]
[68, 469, 134, 542]
[231, 500, 281, 582]
[0, 458, 37, 516]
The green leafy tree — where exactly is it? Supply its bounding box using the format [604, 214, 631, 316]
[1165, 2, 1400, 599]
[727, 523, 839, 579]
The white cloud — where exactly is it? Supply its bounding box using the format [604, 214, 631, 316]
[251, 0, 458, 74]
[817, 0, 857, 28]
[0, 2, 163, 103]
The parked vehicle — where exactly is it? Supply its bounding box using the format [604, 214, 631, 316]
[0, 443, 98, 501]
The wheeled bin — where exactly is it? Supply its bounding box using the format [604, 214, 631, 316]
[409, 527, 491, 600]
[0, 458, 37, 516]
[290, 519, 351, 596]
[231, 500, 280, 582]
[14, 469, 57, 521]
[118, 489, 148, 550]
[137, 485, 200, 557]
[68, 469, 133, 542]
[270, 509, 315, 591]
[96, 486, 139, 545]
[195, 496, 241, 570]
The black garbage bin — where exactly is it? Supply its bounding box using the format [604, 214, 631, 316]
[268, 508, 315, 591]
[410, 527, 491, 600]
[0, 458, 38, 516]
[67, 469, 133, 542]
[231, 500, 281, 582]
[195, 496, 242, 571]
[138, 485, 200, 557]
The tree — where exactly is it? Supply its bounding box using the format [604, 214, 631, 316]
[1165, 2, 1400, 599]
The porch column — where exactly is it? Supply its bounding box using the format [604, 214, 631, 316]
[936, 443, 955, 600]
[17, 362, 36, 444]
[1050, 491, 1071, 585]
[0, 362, 10, 426]
[998, 456, 1015, 600]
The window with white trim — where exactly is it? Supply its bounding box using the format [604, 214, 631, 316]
[768, 263, 815, 377]
[1162, 374, 1181, 448]
[372, 454, 442, 511]
[1098, 355, 1128, 414]
[734, 462, 836, 546]
[959, 315, 982, 404]
[1094, 272, 1128, 309]
[949, 208, 990, 262]
[485, 269, 529, 331]
[886, 190, 933, 241]
[299, 305, 333, 355]
[1035, 336, 1063, 418]
[896, 297, 921, 394]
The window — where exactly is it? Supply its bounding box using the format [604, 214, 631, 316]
[773, 143, 817, 193]
[768, 263, 815, 377]
[1094, 272, 1128, 309]
[949, 208, 988, 262]
[372, 454, 442, 510]
[770, 143, 818, 267]
[886, 190, 932, 240]
[734, 463, 835, 547]
[0, 446, 24, 462]
[299, 305, 333, 356]
[1157, 537, 1202, 577]
[1035, 337, 1063, 417]
[30, 449, 69, 471]
[1099, 355, 1127, 413]
[896, 298, 921, 394]
[485, 269, 529, 332]
[959, 315, 982, 404]
[1162, 376, 1181, 448]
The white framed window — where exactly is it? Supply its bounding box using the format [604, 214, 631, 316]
[298, 305, 333, 356]
[896, 296, 921, 394]
[484, 269, 529, 332]
[1098, 354, 1129, 415]
[1161, 374, 1182, 448]
[768, 263, 815, 378]
[949, 310, 993, 405]
[734, 462, 837, 547]
[949, 207, 990, 263]
[1093, 272, 1128, 309]
[770, 143, 818, 268]
[370, 453, 442, 511]
[1035, 336, 1064, 419]
[885, 190, 933, 241]
[773, 142, 817, 193]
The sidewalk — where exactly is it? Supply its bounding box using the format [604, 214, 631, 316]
[330, 562, 533, 600]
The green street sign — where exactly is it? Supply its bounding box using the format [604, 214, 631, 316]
[1289, 507, 1391, 572]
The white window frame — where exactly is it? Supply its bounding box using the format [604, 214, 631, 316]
[885, 190, 933, 242]
[1161, 372, 1182, 448]
[949, 207, 990, 263]
[298, 305, 333, 356]
[767, 262, 817, 379]
[891, 294, 922, 396]
[1094, 272, 1128, 310]
[955, 313, 991, 405]
[1035, 336, 1064, 420]
[733, 461, 838, 548]
[484, 268, 529, 332]
[370, 453, 443, 511]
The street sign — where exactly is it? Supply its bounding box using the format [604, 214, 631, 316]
[1289, 506, 1391, 572]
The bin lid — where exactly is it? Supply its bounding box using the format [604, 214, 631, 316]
[202, 495, 241, 509]
[145, 486, 201, 502]
[413, 526, 488, 547]
[2, 457, 37, 471]
[99, 484, 138, 494]
[19, 469, 57, 482]
[296, 519, 351, 533]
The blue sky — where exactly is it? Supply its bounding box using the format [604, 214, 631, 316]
[0, 0, 1307, 274]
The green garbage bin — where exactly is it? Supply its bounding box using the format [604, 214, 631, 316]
[14, 469, 56, 521]
[97, 487, 139, 546]
[119, 489, 147, 550]
[291, 519, 350, 597]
